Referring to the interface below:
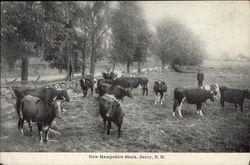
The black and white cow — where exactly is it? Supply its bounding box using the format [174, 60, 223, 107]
[19, 95, 63, 143]
[13, 87, 70, 132]
[153, 80, 167, 104]
[173, 87, 216, 118]
[80, 76, 96, 97]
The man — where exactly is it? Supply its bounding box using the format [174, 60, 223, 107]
[197, 69, 204, 87]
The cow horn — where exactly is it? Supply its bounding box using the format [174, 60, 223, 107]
[53, 96, 57, 101]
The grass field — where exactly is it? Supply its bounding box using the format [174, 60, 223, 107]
[1, 60, 250, 152]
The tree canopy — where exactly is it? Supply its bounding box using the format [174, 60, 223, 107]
[153, 17, 205, 71]
[109, 1, 151, 73]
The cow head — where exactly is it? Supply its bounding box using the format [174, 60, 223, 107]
[155, 80, 167, 91]
[102, 72, 108, 79]
[207, 90, 216, 102]
[110, 72, 117, 80]
[51, 96, 63, 119]
[106, 100, 125, 126]
[60, 89, 70, 102]
[126, 88, 133, 98]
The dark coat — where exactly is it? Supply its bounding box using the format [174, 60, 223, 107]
[219, 86, 250, 112]
[99, 95, 125, 138]
[197, 72, 204, 82]
[19, 95, 62, 143]
[97, 83, 133, 100]
[13, 87, 69, 131]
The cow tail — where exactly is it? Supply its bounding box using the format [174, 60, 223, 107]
[19, 99, 24, 120]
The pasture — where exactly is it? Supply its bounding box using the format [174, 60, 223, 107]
[1, 60, 250, 152]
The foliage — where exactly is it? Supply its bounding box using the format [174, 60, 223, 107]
[109, 1, 151, 72]
[153, 17, 205, 69]
[1, 2, 44, 63]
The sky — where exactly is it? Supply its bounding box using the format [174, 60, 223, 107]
[140, 1, 250, 58]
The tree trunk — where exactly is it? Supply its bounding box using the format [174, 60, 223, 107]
[112, 62, 116, 72]
[90, 34, 96, 74]
[127, 62, 130, 73]
[161, 61, 165, 71]
[81, 51, 86, 76]
[138, 62, 141, 75]
[67, 56, 70, 78]
[21, 57, 29, 82]
[81, 40, 87, 76]
[71, 56, 74, 77]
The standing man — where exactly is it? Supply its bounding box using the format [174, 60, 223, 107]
[197, 69, 204, 87]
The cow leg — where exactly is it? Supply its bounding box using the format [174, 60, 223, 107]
[196, 104, 200, 115]
[27, 120, 32, 135]
[44, 125, 50, 142]
[173, 100, 179, 117]
[83, 90, 86, 97]
[117, 125, 121, 138]
[197, 104, 203, 116]
[154, 93, 158, 104]
[91, 87, 94, 96]
[37, 124, 43, 143]
[19, 118, 24, 136]
[239, 103, 243, 112]
[220, 99, 225, 108]
[107, 121, 111, 135]
[178, 97, 186, 118]
[160, 92, 163, 104]
[103, 119, 106, 129]
[234, 104, 237, 111]
[141, 85, 144, 96]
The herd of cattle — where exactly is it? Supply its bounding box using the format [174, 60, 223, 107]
[11, 71, 250, 143]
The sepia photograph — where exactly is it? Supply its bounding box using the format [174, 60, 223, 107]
[1, 1, 249, 165]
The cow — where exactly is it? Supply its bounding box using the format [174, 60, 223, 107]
[96, 78, 132, 91]
[96, 79, 116, 94]
[99, 95, 125, 138]
[19, 95, 63, 143]
[219, 86, 250, 112]
[116, 77, 149, 96]
[13, 87, 70, 132]
[173, 87, 216, 118]
[153, 80, 167, 104]
[97, 76, 148, 96]
[80, 76, 96, 97]
[140, 77, 149, 96]
[102, 72, 117, 80]
[97, 83, 133, 100]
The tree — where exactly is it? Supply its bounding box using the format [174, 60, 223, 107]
[109, 2, 150, 73]
[1, 2, 44, 81]
[153, 17, 205, 71]
[40, 1, 84, 78]
[83, 1, 111, 74]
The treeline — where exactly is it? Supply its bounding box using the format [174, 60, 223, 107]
[1, 1, 206, 80]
